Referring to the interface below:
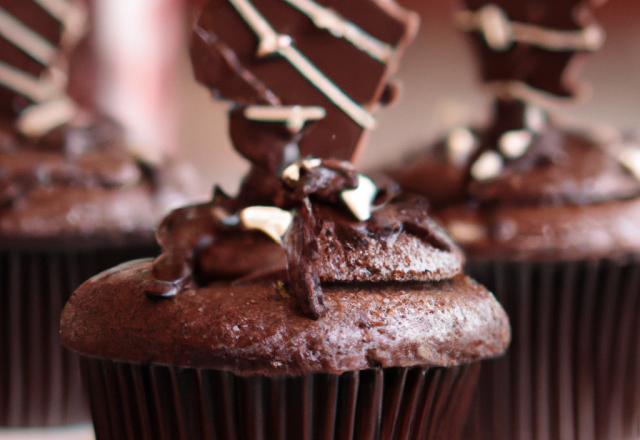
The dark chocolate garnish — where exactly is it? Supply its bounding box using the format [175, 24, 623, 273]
[190, 0, 418, 171]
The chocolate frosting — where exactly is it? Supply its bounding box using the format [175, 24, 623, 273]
[391, 124, 640, 208]
[0, 118, 184, 248]
[61, 259, 510, 375]
[144, 159, 466, 319]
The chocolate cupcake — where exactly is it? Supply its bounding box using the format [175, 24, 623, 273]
[61, 0, 510, 438]
[0, 0, 187, 427]
[61, 162, 510, 440]
[388, 1, 640, 439]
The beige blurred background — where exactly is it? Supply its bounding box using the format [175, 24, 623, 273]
[170, 0, 640, 194]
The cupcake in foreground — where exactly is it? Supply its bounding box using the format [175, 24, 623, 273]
[61, 1, 510, 439]
[0, 0, 188, 426]
[388, 1, 640, 439]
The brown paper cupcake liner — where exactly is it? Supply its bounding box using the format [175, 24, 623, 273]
[0, 246, 157, 427]
[463, 257, 640, 440]
[80, 357, 481, 440]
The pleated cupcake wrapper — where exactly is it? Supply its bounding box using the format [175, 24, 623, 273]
[81, 358, 481, 440]
[464, 257, 640, 440]
[0, 246, 158, 427]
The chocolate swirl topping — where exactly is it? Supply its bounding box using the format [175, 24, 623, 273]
[145, 159, 465, 319]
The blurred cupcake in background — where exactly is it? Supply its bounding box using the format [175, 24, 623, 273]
[0, 0, 192, 426]
[388, 0, 640, 439]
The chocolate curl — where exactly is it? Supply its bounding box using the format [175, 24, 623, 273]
[144, 202, 218, 298]
[284, 197, 325, 319]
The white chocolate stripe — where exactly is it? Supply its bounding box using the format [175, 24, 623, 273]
[33, 0, 87, 47]
[244, 105, 326, 132]
[33, 0, 73, 23]
[456, 4, 604, 52]
[487, 79, 590, 107]
[228, 0, 376, 129]
[282, 0, 394, 64]
[0, 7, 57, 65]
[0, 59, 61, 102]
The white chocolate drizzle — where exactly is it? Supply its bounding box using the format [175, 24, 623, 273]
[0, 7, 57, 65]
[471, 150, 504, 181]
[0, 60, 60, 103]
[282, 0, 394, 63]
[341, 174, 377, 221]
[244, 104, 326, 132]
[240, 206, 294, 242]
[227, 0, 376, 129]
[33, 0, 87, 46]
[456, 4, 604, 52]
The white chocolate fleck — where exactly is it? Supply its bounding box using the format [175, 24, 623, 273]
[471, 150, 504, 181]
[456, 4, 605, 53]
[524, 104, 546, 133]
[227, 0, 375, 129]
[341, 174, 377, 221]
[282, 163, 301, 181]
[16, 96, 77, 138]
[244, 105, 326, 133]
[281, 158, 321, 182]
[240, 206, 293, 243]
[498, 130, 533, 159]
[301, 158, 322, 169]
[618, 145, 640, 180]
[282, 0, 394, 63]
[447, 220, 487, 243]
[446, 127, 478, 166]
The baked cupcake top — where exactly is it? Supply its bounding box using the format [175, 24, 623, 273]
[388, 0, 640, 262]
[0, 1, 186, 249]
[62, 0, 510, 375]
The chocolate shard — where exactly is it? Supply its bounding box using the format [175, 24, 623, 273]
[190, 0, 418, 171]
[283, 197, 325, 319]
[459, 0, 604, 98]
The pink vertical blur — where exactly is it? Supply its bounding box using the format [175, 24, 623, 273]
[94, 0, 184, 163]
